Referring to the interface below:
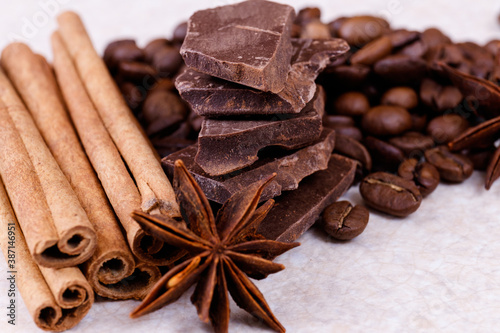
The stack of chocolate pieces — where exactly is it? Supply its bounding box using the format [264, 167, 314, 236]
[163, 0, 356, 241]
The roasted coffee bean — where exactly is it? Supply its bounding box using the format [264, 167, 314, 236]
[103, 39, 144, 71]
[381, 86, 418, 110]
[361, 105, 412, 136]
[410, 112, 427, 132]
[434, 86, 463, 111]
[399, 40, 427, 58]
[364, 136, 405, 171]
[172, 22, 188, 44]
[301, 20, 331, 39]
[426, 114, 469, 144]
[334, 91, 370, 116]
[334, 126, 363, 141]
[337, 16, 390, 46]
[323, 114, 355, 127]
[120, 82, 146, 111]
[360, 172, 422, 217]
[143, 90, 187, 136]
[328, 17, 347, 37]
[424, 146, 473, 182]
[322, 201, 369, 240]
[295, 7, 321, 26]
[152, 46, 183, 77]
[144, 38, 170, 63]
[350, 36, 393, 66]
[329, 64, 371, 87]
[334, 133, 372, 171]
[389, 131, 434, 157]
[398, 159, 440, 197]
[384, 29, 420, 48]
[373, 54, 426, 84]
[117, 61, 157, 84]
[421, 28, 451, 50]
[484, 40, 500, 57]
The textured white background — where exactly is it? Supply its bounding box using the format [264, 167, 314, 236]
[1, 0, 500, 332]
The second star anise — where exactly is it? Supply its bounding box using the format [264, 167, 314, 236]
[130, 160, 299, 333]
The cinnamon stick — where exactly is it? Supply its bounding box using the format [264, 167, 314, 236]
[57, 11, 180, 218]
[0, 87, 93, 269]
[2, 41, 153, 299]
[0, 178, 93, 331]
[51, 32, 183, 266]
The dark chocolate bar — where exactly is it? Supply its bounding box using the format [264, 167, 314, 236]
[195, 86, 325, 176]
[162, 128, 335, 203]
[176, 38, 348, 116]
[257, 154, 357, 242]
[180, 0, 295, 93]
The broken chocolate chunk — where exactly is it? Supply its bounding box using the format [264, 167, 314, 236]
[258, 154, 357, 242]
[180, 0, 295, 93]
[162, 128, 335, 203]
[195, 86, 325, 176]
[176, 38, 348, 116]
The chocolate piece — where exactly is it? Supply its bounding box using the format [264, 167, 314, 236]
[162, 128, 335, 204]
[195, 86, 325, 176]
[257, 154, 357, 242]
[176, 38, 348, 116]
[180, 0, 295, 93]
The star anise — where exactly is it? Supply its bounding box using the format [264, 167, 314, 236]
[130, 160, 300, 333]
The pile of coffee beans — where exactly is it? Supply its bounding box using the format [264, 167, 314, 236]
[103, 22, 202, 157]
[104, 6, 500, 241]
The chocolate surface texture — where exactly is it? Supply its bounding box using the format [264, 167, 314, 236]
[176, 38, 348, 115]
[195, 86, 325, 176]
[257, 154, 357, 242]
[162, 128, 335, 204]
[180, 0, 295, 93]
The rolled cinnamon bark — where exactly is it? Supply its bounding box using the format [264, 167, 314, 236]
[51, 32, 182, 266]
[0, 178, 93, 331]
[1, 41, 147, 299]
[0, 83, 94, 268]
[57, 11, 180, 218]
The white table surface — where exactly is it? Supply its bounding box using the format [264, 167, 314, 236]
[1, 1, 500, 332]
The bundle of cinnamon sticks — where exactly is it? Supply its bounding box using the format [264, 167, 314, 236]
[0, 11, 182, 331]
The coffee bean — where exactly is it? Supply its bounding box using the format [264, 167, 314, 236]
[103, 39, 144, 71]
[373, 54, 426, 84]
[323, 114, 355, 127]
[364, 136, 405, 171]
[334, 91, 370, 116]
[410, 112, 428, 132]
[329, 64, 371, 87]
[117, 61, 157, 84]
[381, 86, 418, 109]
[152, 46, 183, 77]
[424, 146, 473, 182]
[144, 38, 170, 63]
[361, 105, 412, 136]
[143, 90, 187, 136]
[426, 114, 469, 144]
[172, 22, 188, 44]
[334, 133, 372, 171]
[421, 28, 451, 50]
[322, 201, 369, 240]
[399, 40, 428, 58]
[351, 36, 393, 66]
[301, 20, 331, 39]
[328, 17, 347, 38]
[434, 86, 463, 111]
[338, 16, 390, 47]
[295, 7, 321, 26]
[334, 126, 363, 141]
[120, 82, 146, 111]
[398, 159, 440, 197]
[384, 29, 420, 48]
[389, 131, 434, 157]
[484, 40, 500, 57]
[360, 172, 422, 217]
